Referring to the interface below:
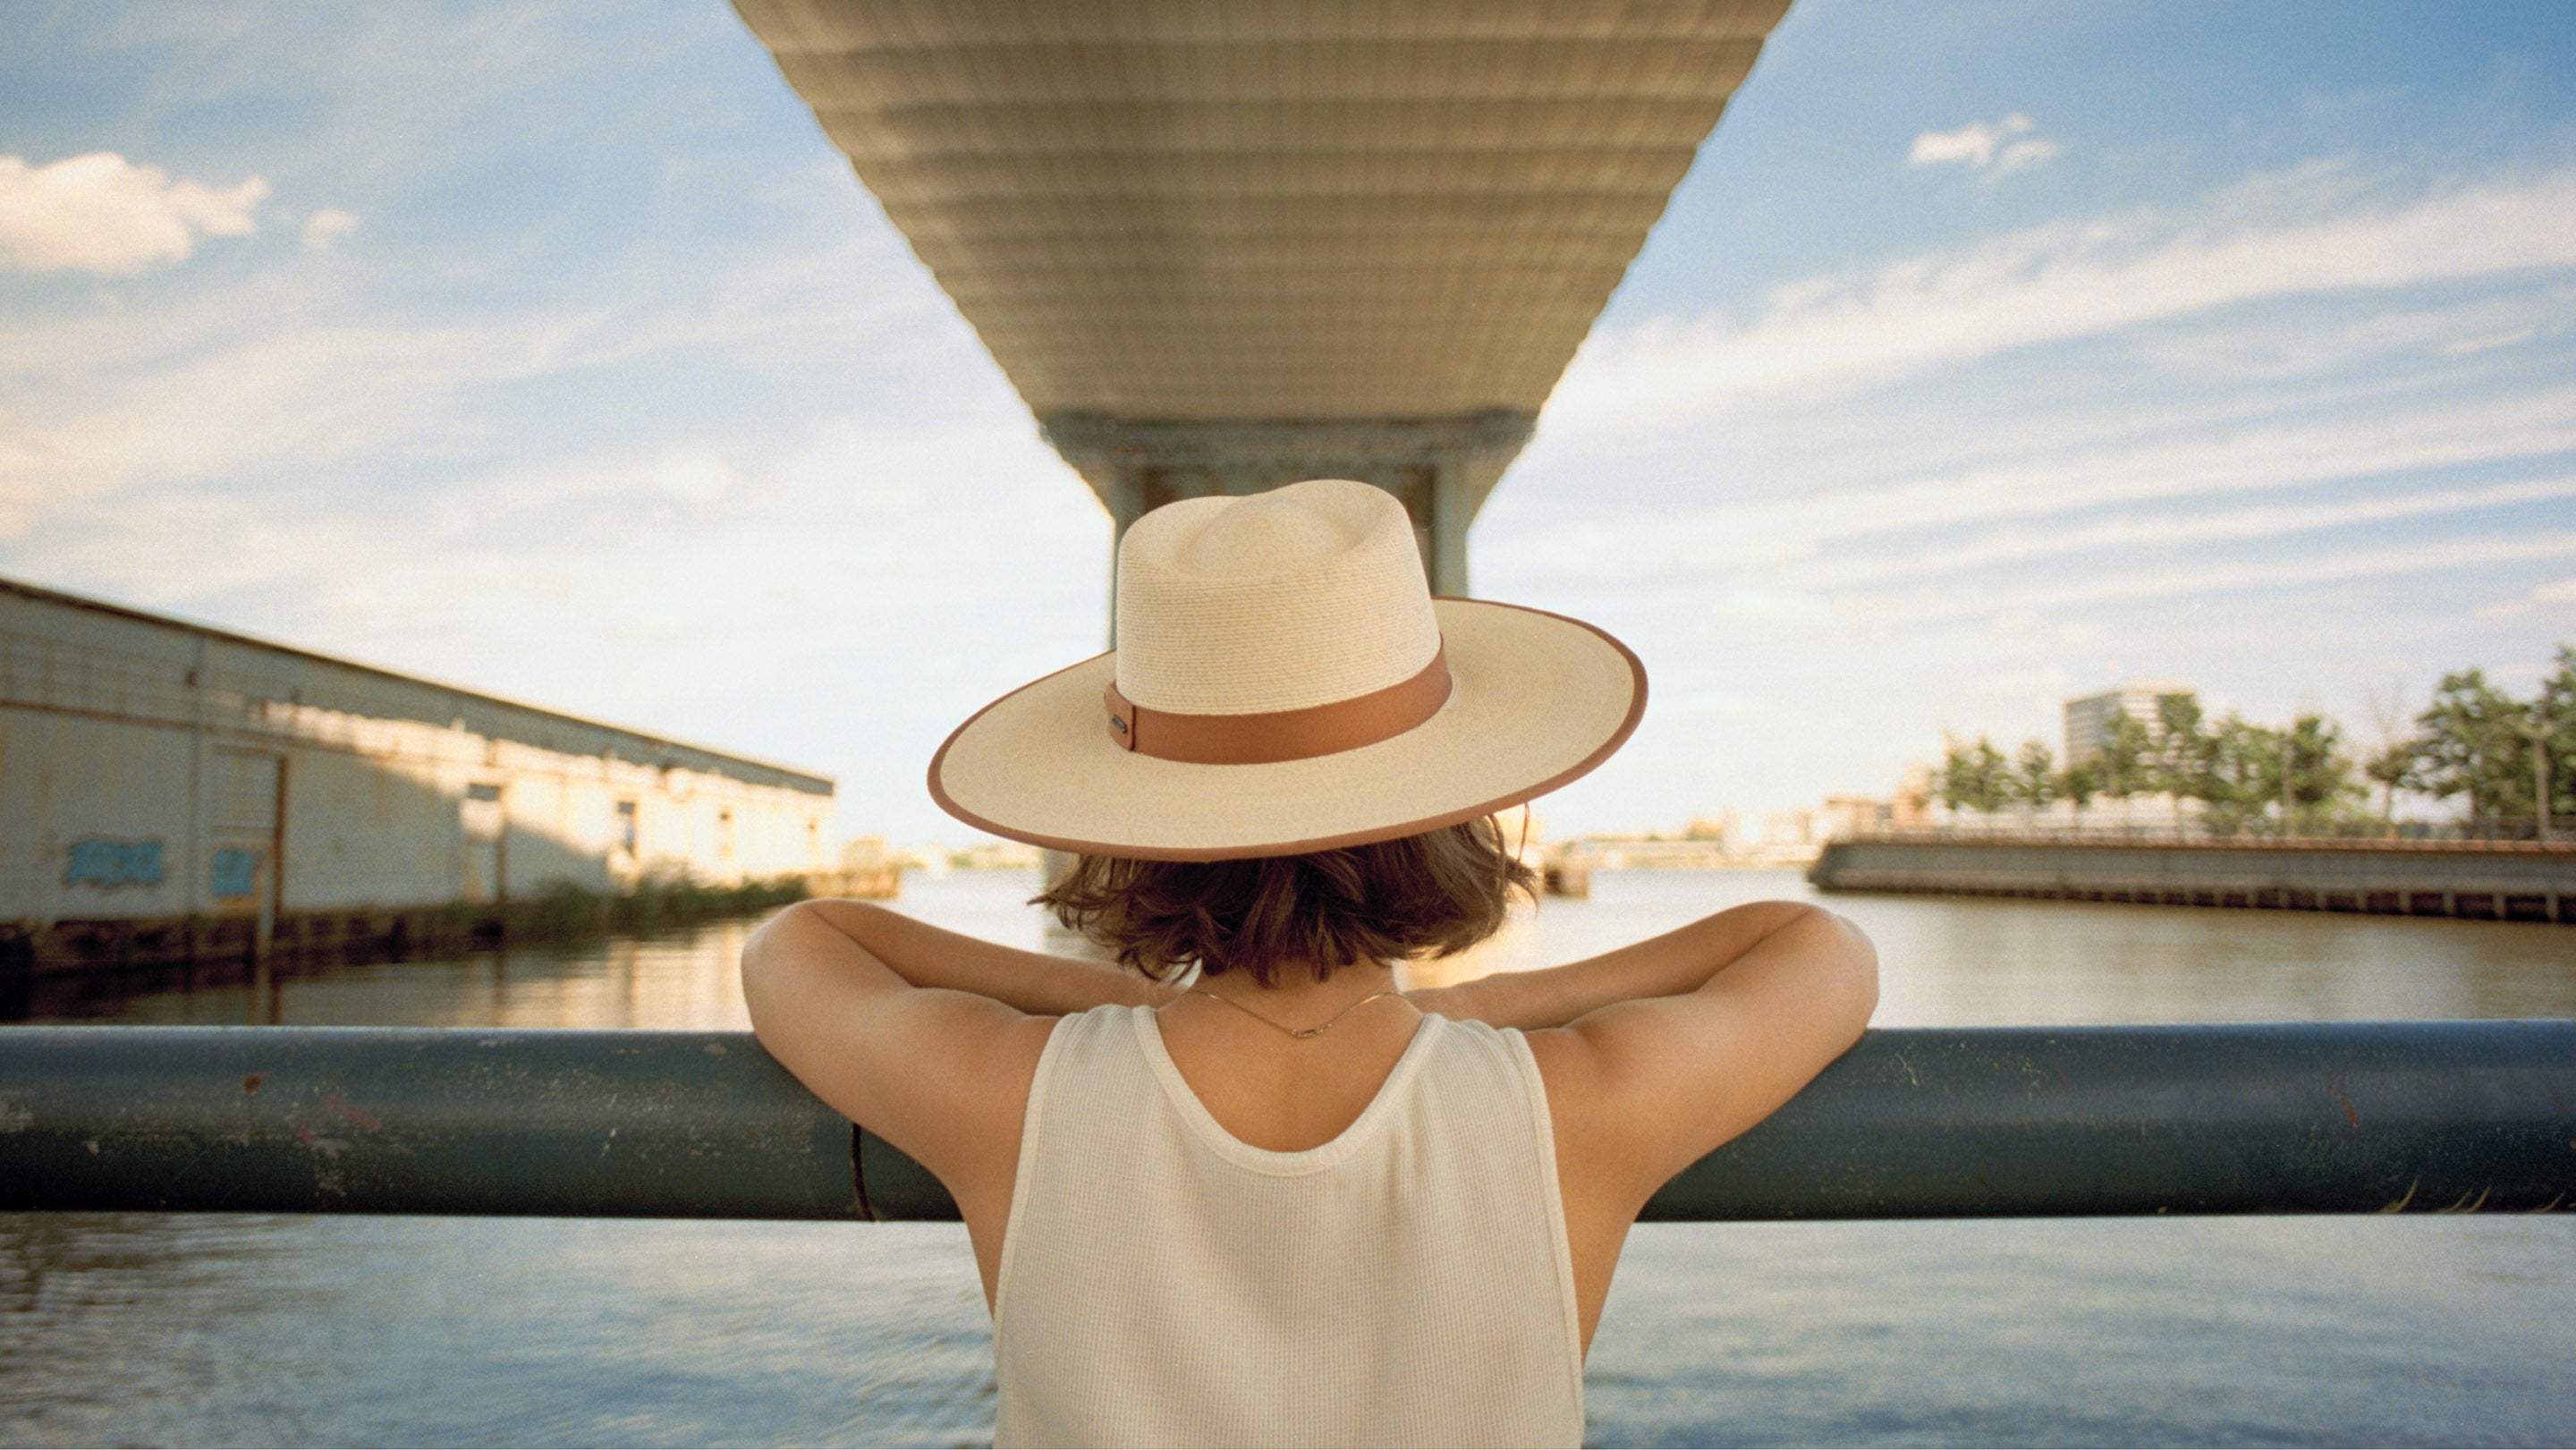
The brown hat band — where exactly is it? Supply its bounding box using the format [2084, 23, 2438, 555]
[1105, 647, 1452, 765]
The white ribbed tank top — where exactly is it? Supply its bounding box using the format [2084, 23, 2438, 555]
[991, 1004, 1584, 1448]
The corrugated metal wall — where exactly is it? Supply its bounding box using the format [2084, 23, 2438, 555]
[2, 580, 835, 929]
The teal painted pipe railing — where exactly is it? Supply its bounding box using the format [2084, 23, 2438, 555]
[3, 1023, 2570, 1220]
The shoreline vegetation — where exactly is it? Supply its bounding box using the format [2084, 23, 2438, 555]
[4, 868, 886, 979]
[512, 871, 818, 938]
[1934, 645, 2576, 843]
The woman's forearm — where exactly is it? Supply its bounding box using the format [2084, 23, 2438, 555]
[1418, 900, 1818, 1030]
[773, 899, 1166, 1016]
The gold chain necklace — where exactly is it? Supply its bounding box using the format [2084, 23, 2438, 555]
[1187, 986, 1405, 1039]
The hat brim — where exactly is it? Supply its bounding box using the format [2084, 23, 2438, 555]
[928, 598, 1646, 861]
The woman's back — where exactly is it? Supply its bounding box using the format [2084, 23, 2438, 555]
[994, 1005, 1584, 1449]
[740, 479, 1875, 1446]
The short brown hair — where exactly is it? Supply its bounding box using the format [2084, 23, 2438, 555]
[1035, 818, 1539, 987]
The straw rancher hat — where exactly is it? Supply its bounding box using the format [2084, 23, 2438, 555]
[928, 479, 1646, 861]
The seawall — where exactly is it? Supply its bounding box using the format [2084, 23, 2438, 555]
[1809, 835, 2576, 925]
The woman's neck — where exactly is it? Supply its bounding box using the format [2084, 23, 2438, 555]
[1199, 958, 1395, 1004]
[1173, 957, 1412, 1039]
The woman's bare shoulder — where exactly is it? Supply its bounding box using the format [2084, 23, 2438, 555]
[1518, 906, 1877, 1204]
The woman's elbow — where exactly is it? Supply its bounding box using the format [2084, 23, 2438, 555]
[1825, 912, 1880, 1038]
[1777, 904, 1877, 1036]
[738, 901, 818, 1022]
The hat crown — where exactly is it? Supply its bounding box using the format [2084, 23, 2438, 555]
[1115, 479, 1442, 716]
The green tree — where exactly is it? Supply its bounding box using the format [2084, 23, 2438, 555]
[2091, 714, 2155, 829]
[2532, 646, 2576, 836]
[2267, 713, 2361, 835]
[2362, 742, 2411, 835]
[2195, 715, 2281, 835]
[1936, 735, 2013, 820]
[2406, 669, 2532, 832]
[2012, 738, 2057, 818]
[2149, 694, 2217, 814]
[2055, 754, 2103, 823]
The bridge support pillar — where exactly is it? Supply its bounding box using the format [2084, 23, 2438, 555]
[1043, 411, 1534, 623]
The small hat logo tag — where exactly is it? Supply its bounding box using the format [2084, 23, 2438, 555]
[1102, 683, 1141, 750]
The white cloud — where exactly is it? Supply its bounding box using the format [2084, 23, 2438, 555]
[1910, 113, 2055, 174]
[1548, 165, 2576, 428]
[2137, 289, 2575, 378]
[2481, 576, 2576, 617]
[0, 303, 504, 515]
[1871, 530, 2576, 621]
[301, 208, 359, 251]
[0, 210, 943, 522]
[1995, 138, 2062, 175]
[2441, 326, 2538, 356]
[1797, 475, 2576, 592]
[0, 152, 268, 275]
[643, 453, 734, 504]
[1495, 387, 2576, 583]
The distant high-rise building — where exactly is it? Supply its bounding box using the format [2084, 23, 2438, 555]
[2063, 680, 2197, 765]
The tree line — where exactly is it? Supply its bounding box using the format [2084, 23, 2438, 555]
[1933, 645, 2576, 839]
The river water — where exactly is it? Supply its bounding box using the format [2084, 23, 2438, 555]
[4, 869, 2572, 1446]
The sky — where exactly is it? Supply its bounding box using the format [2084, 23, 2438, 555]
[4, 0, 2573, 847]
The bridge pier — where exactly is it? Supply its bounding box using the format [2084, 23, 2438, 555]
[1041, 411, 1534, 606]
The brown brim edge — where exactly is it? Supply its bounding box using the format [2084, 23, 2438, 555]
[923, 598, 1648, 862]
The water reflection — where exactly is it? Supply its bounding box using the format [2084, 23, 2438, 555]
[13, 922, 763, 1030]
[4, 869, 2572, 1447]
[0, 1213, 993, 1449]
[1419, 867, 2576, 1023]
[21, 869, 2568, 1030]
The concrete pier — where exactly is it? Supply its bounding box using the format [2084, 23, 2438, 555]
[1810, 835, 2576, 924]
[1043, 412, 1533, 598]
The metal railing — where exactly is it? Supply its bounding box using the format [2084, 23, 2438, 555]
[2, 1023, 2569, 1220]
[1845, 824, 2574, 851]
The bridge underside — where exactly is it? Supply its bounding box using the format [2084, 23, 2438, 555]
[733, 0, 1790, 591]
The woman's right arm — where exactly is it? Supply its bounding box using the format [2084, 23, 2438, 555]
[1418, 900, 1878, 1199]
[1409, 900, 1833, 1030]
[737, 902, 1158, 1196]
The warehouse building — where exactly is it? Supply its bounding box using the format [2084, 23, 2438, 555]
[3, 575, 835, 966]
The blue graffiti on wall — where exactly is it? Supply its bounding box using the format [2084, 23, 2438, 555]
[211, 848, 262, 900]
[64, 838, 167, 889]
